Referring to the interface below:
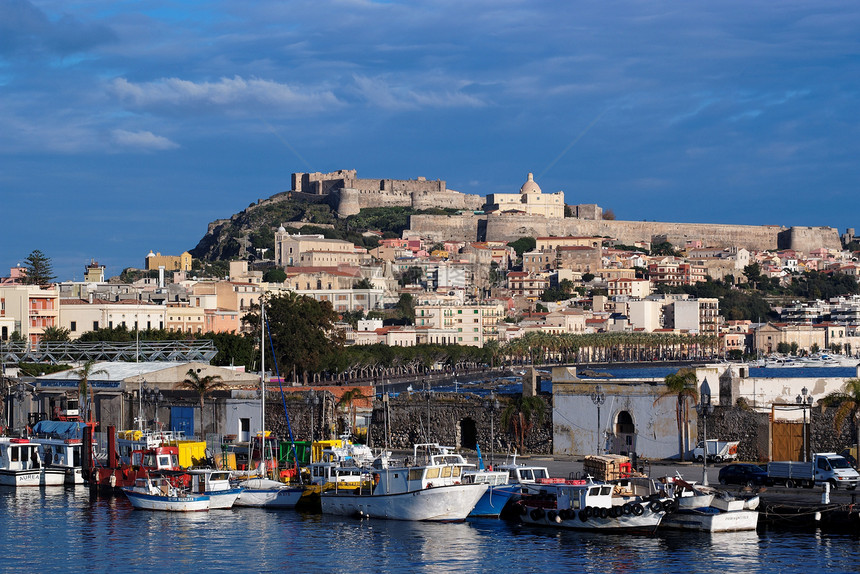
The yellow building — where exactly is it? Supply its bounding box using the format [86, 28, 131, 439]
[483, 173, 565, 218]
[145, 251, 192, 271]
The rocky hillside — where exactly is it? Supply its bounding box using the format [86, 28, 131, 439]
[189, 192, 336, 261]
[189, 192, 459, 262]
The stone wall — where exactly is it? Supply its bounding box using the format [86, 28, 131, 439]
[410, 213, 842, 253]
[700, 404, 858, 463]
[366, 393, 553, 455]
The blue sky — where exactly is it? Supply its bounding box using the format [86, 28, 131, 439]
[2, 0, 859, 281]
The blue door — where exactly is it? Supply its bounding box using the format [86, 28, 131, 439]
[171, 406, 195, 437]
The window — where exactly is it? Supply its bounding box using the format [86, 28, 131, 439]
[70, 321, 76, 332]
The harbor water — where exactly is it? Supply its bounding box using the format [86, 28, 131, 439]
[2, 486, 859, 573]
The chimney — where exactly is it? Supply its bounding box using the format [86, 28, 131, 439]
[159, 266, 165, 289]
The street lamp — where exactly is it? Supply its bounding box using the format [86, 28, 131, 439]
[695, 379, 714, 486]
[590, 385, 606, 455]
[796, 386, 813, 463]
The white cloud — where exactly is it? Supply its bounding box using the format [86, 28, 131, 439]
[110, 76, 340, 113]
[351, 74, 486, 110]
[110, 129, 179, 151]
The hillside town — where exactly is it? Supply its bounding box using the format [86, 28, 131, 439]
[3, 171, 860, 357]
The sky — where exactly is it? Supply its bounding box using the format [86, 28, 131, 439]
[2, 0, 859, 281]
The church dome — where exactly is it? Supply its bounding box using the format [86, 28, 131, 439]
[520, 172, 541, 195]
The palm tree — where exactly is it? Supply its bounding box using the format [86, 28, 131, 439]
[176, 368, 228, 435]
[821, 379, 860, 453]
[75, 360, 107, 424]
[501, 395, 546, 455]
[654, 368, 699, 462]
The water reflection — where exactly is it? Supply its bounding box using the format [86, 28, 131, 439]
[0, 486, 857, 573]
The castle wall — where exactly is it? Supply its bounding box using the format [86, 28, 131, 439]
[410, 214, 842, 253]
[408, 214, 484, 241]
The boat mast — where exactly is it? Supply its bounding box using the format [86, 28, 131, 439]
[260, 295, 266, 478]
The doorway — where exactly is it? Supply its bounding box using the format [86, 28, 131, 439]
[612, 410, 636, 456]
[460, 417, 477, 450]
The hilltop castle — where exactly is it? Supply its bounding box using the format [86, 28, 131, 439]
[290, 169, 484, 216]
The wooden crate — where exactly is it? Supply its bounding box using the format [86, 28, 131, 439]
[584, 454, 631, 481]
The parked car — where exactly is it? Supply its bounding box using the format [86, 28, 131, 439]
[718, 463, 768, 486]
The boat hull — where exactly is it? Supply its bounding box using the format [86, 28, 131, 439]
[232, 479, 304, 509]
[122, 489, 210, 512]
[661, 508, 759, 532]
[470, 484, 519, 518]
[518, 503, 664, 533]
[0, 468, 66, 487]
[208, 487, 244, 510]
[321, 483, 488, 522]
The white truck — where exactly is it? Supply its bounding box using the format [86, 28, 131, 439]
[693, 439, 740, 463]
[767, 453, 860, 489]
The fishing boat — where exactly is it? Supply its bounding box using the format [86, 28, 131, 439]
[30, 420, 95, 485]
[0, 438, 66, 487]
[661, 494, 759, 532]
[233, 477, 306, 508]
[320, 445, 488, 522]
[516, 477, 671, 533]
[122, 474, 210, 512]
[186, 469, 244, 509]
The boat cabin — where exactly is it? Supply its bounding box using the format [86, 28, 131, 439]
[0, 439, 44, 472]
[132, 446, 180, 471]
[555, 482, 614, 511]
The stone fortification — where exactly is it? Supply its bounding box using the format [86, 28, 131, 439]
[409, 213, 842, 253]
[291, 169, 483, 217]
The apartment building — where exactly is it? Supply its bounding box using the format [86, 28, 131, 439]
[414, 301, 505, 347]
[0, 285, 60, 343]
[648, 259, 708, 286]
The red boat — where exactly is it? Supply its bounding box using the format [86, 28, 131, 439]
[83, 425, 184, 491]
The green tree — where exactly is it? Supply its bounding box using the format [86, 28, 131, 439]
[75, 360, 107, 424]
[501, 395, 546, 454]
[246, 293, 343, 385]
[507, 237, 536, 258]
[398, 266, 423, 287]
[22, 249, 56, 286]
[200, 332, 256, 370]
[176, 368, 228, 435]
[262, 268, 287, 283]
[396, 293, 415, 324]
[822, 379, 860, 458]
[654, 368, 699, 462]
[353, 277, 373, 289]
[743, 263, 762, 288]
[41, 326, 71, 342]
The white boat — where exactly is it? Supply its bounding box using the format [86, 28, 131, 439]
[660, 506, 759, 532]
[186, 469, 244, 509]
[30, 420, 93, 484]
[0, 438, 66, 487]
[320, 445, 488, 521]
[517, 478, 670, 533]
[493, 454, 551, 496]
[232, 477, 305, 508]
[122, 475, 210, 512]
